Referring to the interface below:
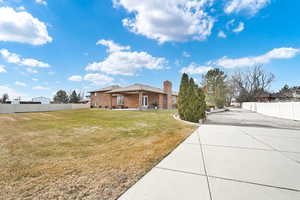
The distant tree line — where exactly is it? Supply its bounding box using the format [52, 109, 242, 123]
[202, 65, 275, 105]
[178, 64, 277, 122]
[53, 90, 84, 104]
[178, 73, 206, 123]
[278, 84, 300, 97]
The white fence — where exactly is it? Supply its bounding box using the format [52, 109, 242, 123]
[242, 102, 300, 121]
[0, 104, 90, 114]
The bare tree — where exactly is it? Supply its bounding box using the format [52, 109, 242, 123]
[225, 76, 238, 106]
[231, 65, 275, 102]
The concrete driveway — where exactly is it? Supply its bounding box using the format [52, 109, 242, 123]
[118, 109, 300, 200]
[206, 108, 300, 130]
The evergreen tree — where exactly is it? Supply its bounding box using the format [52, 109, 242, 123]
[0, 93, 9, 104]
[69, 90, 81, 103]
[279, 84, 291, 95]
[178, 73, 189, 120]
[197, 88, 207, 120]
[53, 90, 69, 104]
[203, 68, 226, 108]
[187, 78, 198, 122]
[178, 74, 207, 123]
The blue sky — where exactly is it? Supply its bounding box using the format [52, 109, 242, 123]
[0, 0, 300, 100]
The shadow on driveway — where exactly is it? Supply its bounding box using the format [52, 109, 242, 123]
[205, 108, 300, 130]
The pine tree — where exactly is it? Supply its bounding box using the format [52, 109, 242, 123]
[69, 90, 81, 103]
[186, 78, 198, 122]
[0, 93, 9, 104]
[178, 74, 207, 123]
[178, 73, 189, 120]
[203, 68, 226, 108]
[198, 87, 207, 120]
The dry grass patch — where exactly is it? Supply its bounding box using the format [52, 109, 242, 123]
[0, 109, 196, 200]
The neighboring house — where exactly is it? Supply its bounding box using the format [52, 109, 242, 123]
[256, 91, 300, 102]
[89, 80, 177, 109]
[79, 99, 90, 104]
[292, 89, 300, 98]
[32, 97, 51, 104]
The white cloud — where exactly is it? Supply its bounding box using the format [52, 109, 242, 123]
[86, 51, 166, 76]
[0, 64, 6, 72]
[35, 0, 47, 6]
[180, 63, 213, 74]
[68, 75, 82, 82]
[232, 22, 245, 33]
[218, 30, 227, 38]
[32, 86, 50, 90]
[16, 6, 25, 11]
[0, 49, 50, 68]
[15, 81, 26, 87]
[224, 0, 270, 15]
[182, 51, 191, 58]
[32, 78, 38, 82]
[21, 58, 49, 67]
[83, 73, 114, 86]
[0, 7, 52, 45]
[26, 68, 38, 74]
[86, 40, 167, 76]
[214, 47, 300, 69]
[114, 0, 215, 43]
[0, 85, 27, 99]
[226, 19, 235, 30]
[96, 39, 130, 53]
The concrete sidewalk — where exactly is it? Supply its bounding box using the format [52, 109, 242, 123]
[118, 124, 300, 200]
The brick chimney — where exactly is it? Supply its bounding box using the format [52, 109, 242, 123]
[163, 80, 172, 109]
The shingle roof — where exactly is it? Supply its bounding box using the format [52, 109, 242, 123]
[105, 84, 166, 94]
[89, 83, 178, 96]
[88, 85, 121, 93]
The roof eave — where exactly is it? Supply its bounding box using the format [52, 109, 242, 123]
[105, 89, 166, 94]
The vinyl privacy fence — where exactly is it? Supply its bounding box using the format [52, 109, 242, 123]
[242, 102, 300, 121]
[0, 104, 90, 114]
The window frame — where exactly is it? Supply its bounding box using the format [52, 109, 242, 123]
[142, 95, 148, 107]
[117, 95, 125, 105]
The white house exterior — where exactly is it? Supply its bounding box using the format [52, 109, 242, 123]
[32, 97, 51, 104]
[293, 90, 300, 98]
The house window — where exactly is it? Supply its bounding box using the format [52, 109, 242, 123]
[172, 96, 177, 104]
[94, 92, 97, 97]
[117, 95, 124, 105]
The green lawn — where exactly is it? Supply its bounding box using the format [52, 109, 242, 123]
[0, 109, 196, 200]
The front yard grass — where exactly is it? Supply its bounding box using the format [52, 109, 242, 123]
[0, 109, 196, 200]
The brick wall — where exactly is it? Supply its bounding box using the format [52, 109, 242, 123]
[163, 80, 172, 109]
[90, 82, 174, 109]
[90, 92, 111, 108]
[111, 94, 139, 108]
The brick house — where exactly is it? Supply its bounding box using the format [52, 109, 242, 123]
[89, 80, 177, 109]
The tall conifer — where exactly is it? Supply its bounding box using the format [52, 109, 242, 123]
[198, 87, 207, 120]
[178, 74, 206, 123]
[178, 73, 189, 120]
